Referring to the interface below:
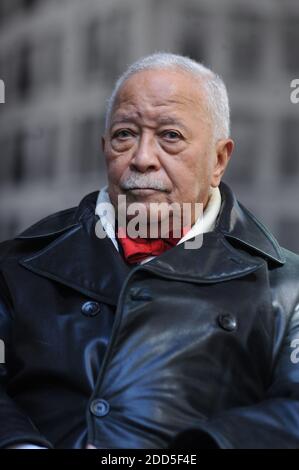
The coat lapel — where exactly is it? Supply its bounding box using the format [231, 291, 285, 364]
[142, 181, 285, 281]
[216, 181, 285, 266]
[16, 182, 285, 300]
[17, 193, 132, 305]
[141, 230, 265, 283]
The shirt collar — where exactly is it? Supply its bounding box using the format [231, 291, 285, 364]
[95, 186, 222, 257]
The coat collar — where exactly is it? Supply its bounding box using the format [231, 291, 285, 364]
[215, 181, 285, 266]
[15, 182, 285, 304]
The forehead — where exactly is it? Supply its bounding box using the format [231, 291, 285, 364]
[111, 69, 206, 122]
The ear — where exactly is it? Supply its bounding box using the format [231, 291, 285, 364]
[101, 135, 106, 153]
[210, 138, 234, 187]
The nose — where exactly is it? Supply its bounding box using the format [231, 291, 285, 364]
[130, 133, 160, 173]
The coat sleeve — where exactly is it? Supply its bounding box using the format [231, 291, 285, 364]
[0, 270, 54, 449]
[169, 297, 299, 449]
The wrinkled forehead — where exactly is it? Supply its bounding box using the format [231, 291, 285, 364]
[112, 69, 209, 119]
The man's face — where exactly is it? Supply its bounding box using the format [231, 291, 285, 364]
[102, 68, 233, 226]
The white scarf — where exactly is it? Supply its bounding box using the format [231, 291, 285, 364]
[95, 186, 222, 263]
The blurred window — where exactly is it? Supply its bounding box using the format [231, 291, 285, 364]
[225, 112, 261, 184]
[281, 15, 299, 75]
[31, 33, 63, 94]
[0, 0, 21, 25]
[228, 8, 263, 81]
[278, 218, 299, 253]
[179, 8, 208, 62]
[84, 9, 130, 83]
[0, 216, 19, 241]
[72, 115, 106, 175]
[0, 126, 58, 185]
[0, 134, 15, 184]
[279, 117, 299, 179]
[17, 42, 33, 100]
[23, 125, 58, 182]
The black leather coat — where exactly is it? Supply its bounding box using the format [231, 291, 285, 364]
[1, 181, 299, 449]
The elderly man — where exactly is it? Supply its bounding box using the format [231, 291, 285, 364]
[1, 52, 299, 450]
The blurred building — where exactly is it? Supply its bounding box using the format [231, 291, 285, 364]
[0, 0, 299, 251]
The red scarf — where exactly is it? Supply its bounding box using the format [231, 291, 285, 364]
[117, 226, 190, 264]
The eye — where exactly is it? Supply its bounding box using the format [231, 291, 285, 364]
[112, 129, 134, 140]
[161, 130, 182, 141]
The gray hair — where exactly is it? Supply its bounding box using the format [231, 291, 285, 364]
[104, 52, 230, 140]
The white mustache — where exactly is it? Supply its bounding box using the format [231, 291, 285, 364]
[121, 174, 168, 191]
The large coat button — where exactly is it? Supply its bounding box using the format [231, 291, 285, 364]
[90, 399, 110, 417]
[81, 301, 100, 317]
[217, 313, 237, 332]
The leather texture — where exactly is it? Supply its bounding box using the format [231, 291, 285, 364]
[0, 181, 299, 449]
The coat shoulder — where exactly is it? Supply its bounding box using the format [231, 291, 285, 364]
[0, 190, 100, 266]
[16, 206, 78, 239]
[268, 246, 299, 316]
[278, 246, 299, 276]
[0, 206, 78, 265]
